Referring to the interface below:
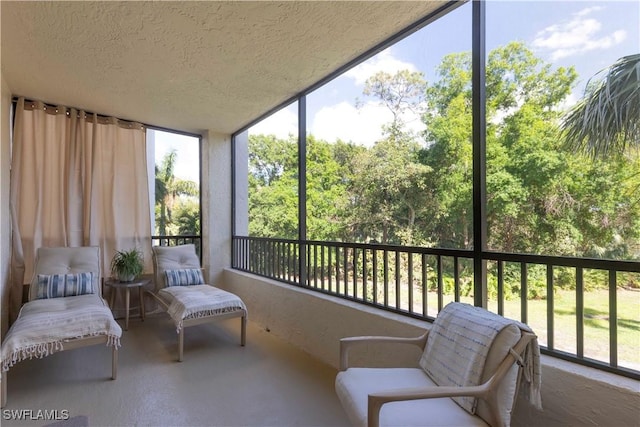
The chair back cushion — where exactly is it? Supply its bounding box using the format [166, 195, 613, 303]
[419, 302, 521, 426]
[152, 244, 202, 292]
[29, 246, 101, 301]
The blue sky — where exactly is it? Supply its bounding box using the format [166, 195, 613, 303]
[251, 0, 639, 145]
[158, 1, 639, 181]
[152, 129, 200, 183]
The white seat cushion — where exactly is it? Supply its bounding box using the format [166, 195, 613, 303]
[335, 368, 488, 427]
[158, 284, 246, 331]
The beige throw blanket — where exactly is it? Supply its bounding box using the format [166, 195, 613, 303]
[515, 321, 543, 410]
[159, 285, 247, 332]
[420, 302, 514, 412]
[420, 302, 542, 413]
[1, 294, 122, 372]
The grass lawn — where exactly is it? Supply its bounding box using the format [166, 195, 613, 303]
[524, 288, 640, 369]
[334, 278, 640, 370]
[421, 289, 640, 369]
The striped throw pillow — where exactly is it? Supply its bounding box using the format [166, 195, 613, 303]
[165, 268, 204, 287]
[35, 272, 95, 299]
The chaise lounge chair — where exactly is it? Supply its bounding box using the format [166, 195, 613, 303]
[1, 246, 122, 407]
[150, 244, 247, 361]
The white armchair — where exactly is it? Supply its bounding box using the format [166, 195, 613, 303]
[335, 302, 541, 427]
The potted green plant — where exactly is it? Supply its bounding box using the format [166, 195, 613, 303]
[110, 248, 144, 282]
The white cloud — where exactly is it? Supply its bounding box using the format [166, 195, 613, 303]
[248, 106, 298, 139]
[532, 7, 627, 60]
[345, 48, 419, 85]
[310, 101, 425, 147]
[247, 49, 424, 146]
[311, 102, 388, 145]
[247, 98, 427, 147]
[576, 6, 604, 17]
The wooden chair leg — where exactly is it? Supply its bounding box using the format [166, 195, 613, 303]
[109, 286, 117, 309]
[241, 315, 247, 346]
[139, 286, 145, 321]
[178, 329, 184, 362]
[112, 347, 118, 380]
[1, 371, 7, 408]
[124, 288, 130, 331]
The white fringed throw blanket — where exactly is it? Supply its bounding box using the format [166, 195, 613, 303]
[159, 285, 247, 332]
[420, 302, 542, 413]
[1, 294, 122, 372]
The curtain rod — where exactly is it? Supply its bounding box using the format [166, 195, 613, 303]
[11, 96, 203, 139]
[13, 96, 145, 128]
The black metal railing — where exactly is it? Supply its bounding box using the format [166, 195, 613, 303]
[232, 236, 640, 379]
[152, 235, 202, 261]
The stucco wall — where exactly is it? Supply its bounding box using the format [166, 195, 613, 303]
[221, 269, 640, 427]
[0, 75, 12, 339]
[201, 130, 232, 284]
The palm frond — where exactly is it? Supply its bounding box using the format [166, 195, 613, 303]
[173, 179, 199, 197]
[561, 54, 640, 158]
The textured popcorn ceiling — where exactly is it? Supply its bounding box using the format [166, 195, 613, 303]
[1, 1, 446, 134]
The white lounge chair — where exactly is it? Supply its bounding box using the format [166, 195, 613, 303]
[1, 246, 122, 407]
[150, 244, 247, 361]
[336, 302, 541, 427]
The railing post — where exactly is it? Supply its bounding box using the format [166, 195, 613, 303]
[546, 264, 554, 350]
[576, 267, 584, 359]
[520, 262, 528, 324]
[609, 270, 618, 367]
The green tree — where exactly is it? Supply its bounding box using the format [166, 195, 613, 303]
[351, 71, 433, 245]
[245, 42, 640, 262]
[155, 150, 199, 236]
[420, 42, 580, 252]
[347, 138, 432, 245]
[248, 134, 298, 238]
[248, 134, 360, 242]
[360, 70, 426, 142]
[174, 200, 201, 236]
[422, 41, 640, 259]
[306, 136, 351, 241]
[423, 74, 473, 248]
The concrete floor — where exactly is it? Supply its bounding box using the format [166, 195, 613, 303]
[2, 313, 350, 427]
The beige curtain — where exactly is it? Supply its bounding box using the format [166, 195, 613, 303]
[9, 98, 152, 322]
[84, 115, 153, 276]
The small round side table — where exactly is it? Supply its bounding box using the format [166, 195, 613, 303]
[104, 278, 150, 330]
